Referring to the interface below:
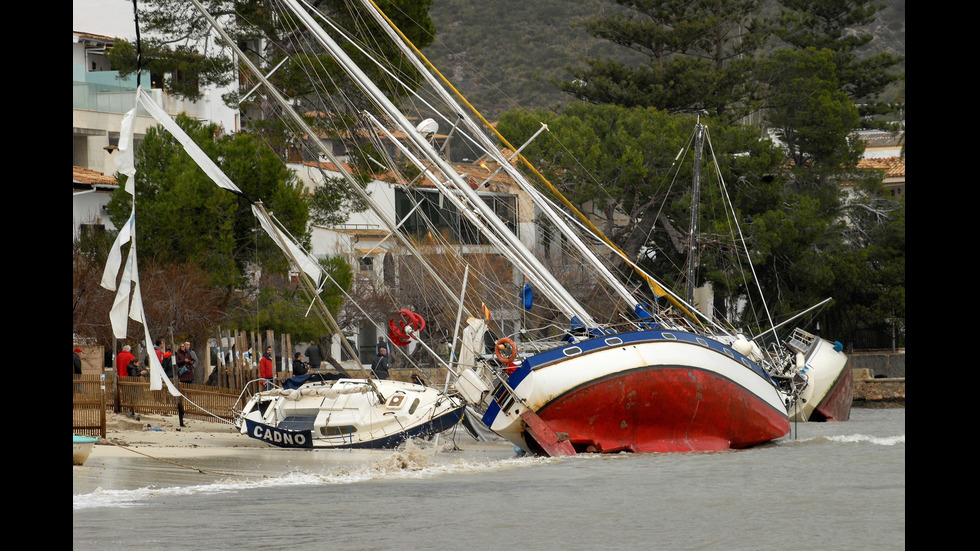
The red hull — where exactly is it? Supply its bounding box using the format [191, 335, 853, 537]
[811, 363, 854, 422]
[532, 367, 789, 453]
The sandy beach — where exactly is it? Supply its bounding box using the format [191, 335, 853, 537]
[93, 412, 268, 457]
[75, 411, 519, 498]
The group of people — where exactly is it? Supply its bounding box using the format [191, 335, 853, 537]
[114, 340, 198, 383]
[104, 337, 404, 386]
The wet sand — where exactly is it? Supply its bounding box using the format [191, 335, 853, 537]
[75, 412, 517, 496]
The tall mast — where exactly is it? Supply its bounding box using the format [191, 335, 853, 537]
[278, 0, 597, 327]
[686, 122, 704, 304]
[186, 0, 470, 319]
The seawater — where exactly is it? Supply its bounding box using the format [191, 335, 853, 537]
[73, 408, 905, 550]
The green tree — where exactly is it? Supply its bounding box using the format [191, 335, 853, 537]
[774, 0, 903, 119]
[230, 256, 354, 341]
[557, 0, 770, 120]
[759, 48, 863, 215]
[106, 115, 309, 290]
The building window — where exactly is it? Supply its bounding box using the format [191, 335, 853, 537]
[395, 188, 517, 245]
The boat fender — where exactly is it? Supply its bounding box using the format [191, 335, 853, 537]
[495, 337, 518, 364]
[732, 334, 752, 356]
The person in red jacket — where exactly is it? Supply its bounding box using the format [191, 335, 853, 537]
[116, 345, 136, 377]
[260, 346, 275, 387]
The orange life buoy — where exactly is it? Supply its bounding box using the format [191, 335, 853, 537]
[495, 337, 518, 364]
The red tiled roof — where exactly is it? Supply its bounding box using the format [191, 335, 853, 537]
[73, 166, 118, 187]
[857, 156, 905, 178]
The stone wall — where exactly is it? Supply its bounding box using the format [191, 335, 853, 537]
[848, 351, 905, 379]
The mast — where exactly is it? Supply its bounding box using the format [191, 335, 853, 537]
[185, 0, 471, 320]
[354, 0, 641, 312]
[278, 0, 597, 328]
[686, 122, 704, 304]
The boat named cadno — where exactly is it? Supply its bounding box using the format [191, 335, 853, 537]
[236, 376, 465, 449]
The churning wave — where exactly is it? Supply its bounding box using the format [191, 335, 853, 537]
[783, 433, 905, 446]
[73, 442, 551, 510]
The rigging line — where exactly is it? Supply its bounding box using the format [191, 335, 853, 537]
[297, 0, 511, 169]
[375, 4, 701, 327]
[705, 128, 777, 339]
[359, 2, 637, 326]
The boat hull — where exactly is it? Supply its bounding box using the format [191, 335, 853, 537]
[789, 338, 852, 422]
[73, 435, 98, 466]
[533, 366, 790, 452]
[237, 379, 465, 449]
[484, 330, 790, 454]
[810, 362, 853, 422]
[243, 407, 464, 449]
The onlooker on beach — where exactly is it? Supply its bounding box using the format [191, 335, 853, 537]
[305, 341, 322, 370]
[116, 345, 136, 378]
[162, 348, 174, 379]
[292, 352, 308, 376]
[177, 341, 197, 383]
[371, 345, 389, 380]
[74, 348, 83, 375]
[146, 339, 164, 369]
[260, 346, 275, 387]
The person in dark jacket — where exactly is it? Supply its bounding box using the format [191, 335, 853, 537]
[305, 342, 322, 370]
[292, 352, 308, 376]
[371, 345, 389, 380]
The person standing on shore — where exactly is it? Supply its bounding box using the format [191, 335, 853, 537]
[260, 346, 275, 387]
[305, 341, 322, 370]
[178, 341, 197, 383]
[162, 348, 174, 379]
[371, 345, 389, 380]
[116, 345, 136, 377]
[147, 339, 164, 369]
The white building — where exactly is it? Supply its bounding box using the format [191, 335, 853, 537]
[72, 31, 238, 238]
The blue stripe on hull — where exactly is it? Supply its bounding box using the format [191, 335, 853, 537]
[245, 407, 465, 450]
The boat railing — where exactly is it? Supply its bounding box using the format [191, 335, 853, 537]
[231, 378, 281, 424]
[786, 327, 817, 355]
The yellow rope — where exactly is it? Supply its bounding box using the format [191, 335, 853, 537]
[366, 0, 702, 327]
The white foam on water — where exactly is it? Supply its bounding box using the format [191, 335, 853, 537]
[73, 440, 553, 510]
[781, 433, 905, 446]
[825, 433, 905, 445]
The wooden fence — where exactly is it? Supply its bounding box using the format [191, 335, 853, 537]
[72, 374, 253, 437]
[73, 374, 107, 437]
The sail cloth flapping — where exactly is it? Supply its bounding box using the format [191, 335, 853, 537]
[100, 98, 178, 395]
[100, 88, 325, 395]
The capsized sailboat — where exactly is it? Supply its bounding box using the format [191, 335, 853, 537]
[186, 0, 850, 454]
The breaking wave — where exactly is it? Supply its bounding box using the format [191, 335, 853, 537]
[73, 441, 551, 510]
[783, 433, 905, 446]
